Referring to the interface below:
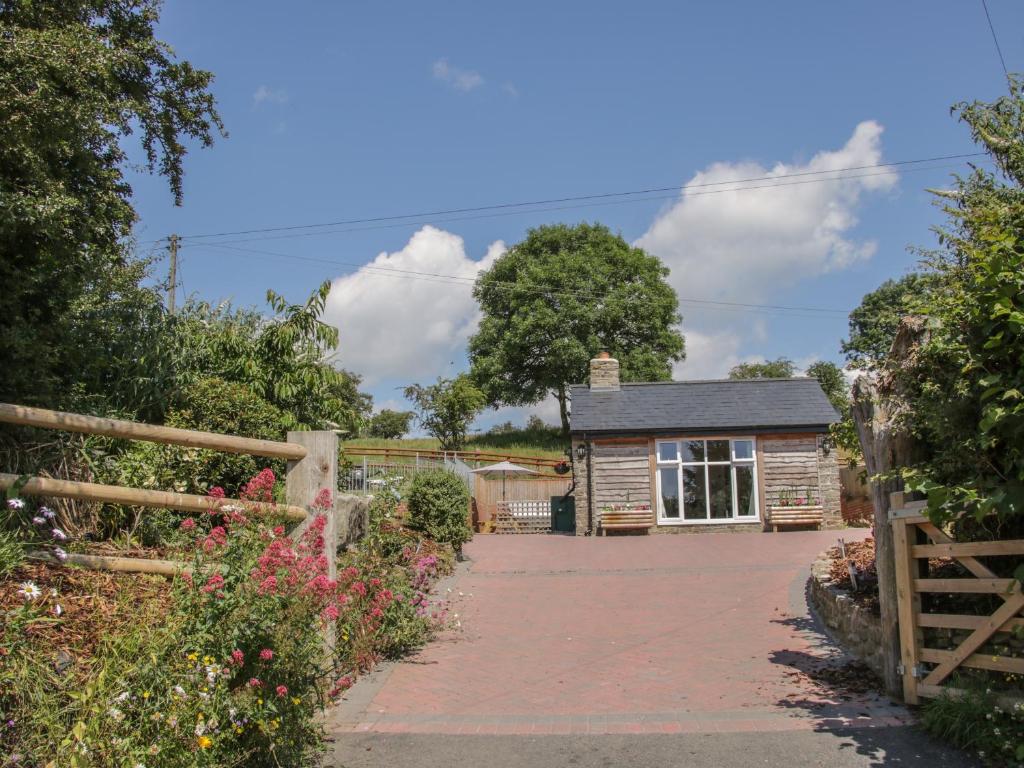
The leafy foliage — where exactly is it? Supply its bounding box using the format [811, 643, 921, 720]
[113, 377, 287, 501]
[885, 77, 1024, 523]
[842, 273, 938, 369]
[165, 282, 370, 433]
[367, 409, 414, 440]
[0, 0, 223, 408]
[469, 222, 685, 433]
[727, 357, 796, 379]
[806, 360, 861, 462]
[406, 470, 472, 553]
[404, 375, 486, 451]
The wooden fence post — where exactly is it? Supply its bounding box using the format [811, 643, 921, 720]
[891, 511, 921, 704]
[285, 431, 339, 662]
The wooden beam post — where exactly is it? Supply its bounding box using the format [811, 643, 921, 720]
[891, 516, 921, 704]
[285, 431, 339, 662]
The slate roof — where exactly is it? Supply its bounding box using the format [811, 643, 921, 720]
[569, 378, 839, 435]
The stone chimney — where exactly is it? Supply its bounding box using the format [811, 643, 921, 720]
[589, 351, 620, 391]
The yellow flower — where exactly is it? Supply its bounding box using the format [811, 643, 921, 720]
[187, 653, 198, 662]
[291, 697, 301, 706]
[257, 698, 263, 706]
[142, 691, 151, 700]
[202, 655, 213, 665]
[197, 735, 213, 750]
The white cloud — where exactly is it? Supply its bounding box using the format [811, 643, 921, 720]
[432, 59, 484, 92]
[324, 226, 504, 386]
[253, 85, 288, 107]
[502, 82, 520, 98]
[672, 329, 743, 380]
[637, 121, 895, 305]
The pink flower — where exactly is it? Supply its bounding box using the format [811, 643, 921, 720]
[276, 685, 288, 698]
[202, 526, 228, 552]
[241, 469, 276, 504]
[259, 649, 274, 661]
[248, 677, 263, 688]
[208, 487, 226, 499]
[201, 573, 225, 594]
[180, 517, 197, 531]
[313, 488, 332, 510]
[322, 604, 340, 621]
[231, 649, 244, 665]
[273, 525, 285, 537]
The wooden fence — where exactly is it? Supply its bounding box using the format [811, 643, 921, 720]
[473, 475, 573, 526]
[0, 402, 340, 579]
[344, 445, 564, 471]
[890, 492, 1024, 704]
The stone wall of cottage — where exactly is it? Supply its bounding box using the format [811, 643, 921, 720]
[571, 437, 590, 535]
[816, 435, 843, 529]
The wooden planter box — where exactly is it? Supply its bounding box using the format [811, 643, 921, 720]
[768, 505, 824, 531]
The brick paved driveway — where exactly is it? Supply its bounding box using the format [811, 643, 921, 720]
[327, 529, 909, 737]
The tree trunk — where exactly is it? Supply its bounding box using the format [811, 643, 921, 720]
[557, 387, 570, 436]
[851, 374, 920, 700]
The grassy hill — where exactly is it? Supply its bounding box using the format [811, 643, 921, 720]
[343, 424, 568, 462]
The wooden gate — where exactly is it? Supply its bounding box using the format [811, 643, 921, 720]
[890, 493, 1024, 703]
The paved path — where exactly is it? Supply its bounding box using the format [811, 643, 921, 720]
[325, 531, 974, 766]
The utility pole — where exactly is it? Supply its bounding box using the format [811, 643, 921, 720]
[167, 234, 179, 314]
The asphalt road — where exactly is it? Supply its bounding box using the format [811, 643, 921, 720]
[327, 730, 977, 768]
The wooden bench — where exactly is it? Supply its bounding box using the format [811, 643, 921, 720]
[769, 506, 824, 532]
[599, 508, 654, 535]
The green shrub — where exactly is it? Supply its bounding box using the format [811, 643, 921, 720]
[406, 470, 472, 553]
[113, 377, 287, 499]
[921, 681, 1024, 765]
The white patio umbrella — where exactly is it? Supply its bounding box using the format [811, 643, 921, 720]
[470, 460, 537, 500]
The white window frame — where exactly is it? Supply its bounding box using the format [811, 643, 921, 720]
[655, 438, 759, 525]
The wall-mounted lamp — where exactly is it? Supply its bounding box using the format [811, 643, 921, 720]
[821, 435, 835, 457]
[575, 443, 588, 461]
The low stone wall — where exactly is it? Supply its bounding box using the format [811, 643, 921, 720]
[808, 551, 886, 678]
[336, 494, 370, 549]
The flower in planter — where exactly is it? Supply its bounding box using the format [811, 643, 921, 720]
[7, 498, 24, 510]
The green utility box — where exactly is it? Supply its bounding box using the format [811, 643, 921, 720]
[551, 495, 576, 533]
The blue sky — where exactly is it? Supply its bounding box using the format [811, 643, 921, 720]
[129, 0, 1024, 428]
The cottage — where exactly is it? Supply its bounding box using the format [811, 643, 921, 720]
[569, 353, 841, 535]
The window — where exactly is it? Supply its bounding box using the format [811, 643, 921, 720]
[655, 438, 758, 523]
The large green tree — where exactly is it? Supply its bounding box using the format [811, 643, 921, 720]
[469, 222, 685, 433]
[841, 273, 938, 368]
[0, 0, 223, 407]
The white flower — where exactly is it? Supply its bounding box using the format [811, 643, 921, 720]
[54, 604, 63, 617]
[7, 498, 24, 510]
[194, 721, 206, 736]
[115, 691, 131, 702]
[32, 516, 46, 525]
[17, 581, 41, 601]
[173, 685, 187, 698]
[51, 528, 67, 541]
[135, 763, 147, 768]
[40, 506, 55, 520]
[108, 706, 124, 722]
[53, 546, 68, 562]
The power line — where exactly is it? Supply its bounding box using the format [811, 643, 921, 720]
[173, 160, 973, 252]
[195, 240, 852, 318]
[145, 152, 984, 245]
[981, 0, 1011, 86]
